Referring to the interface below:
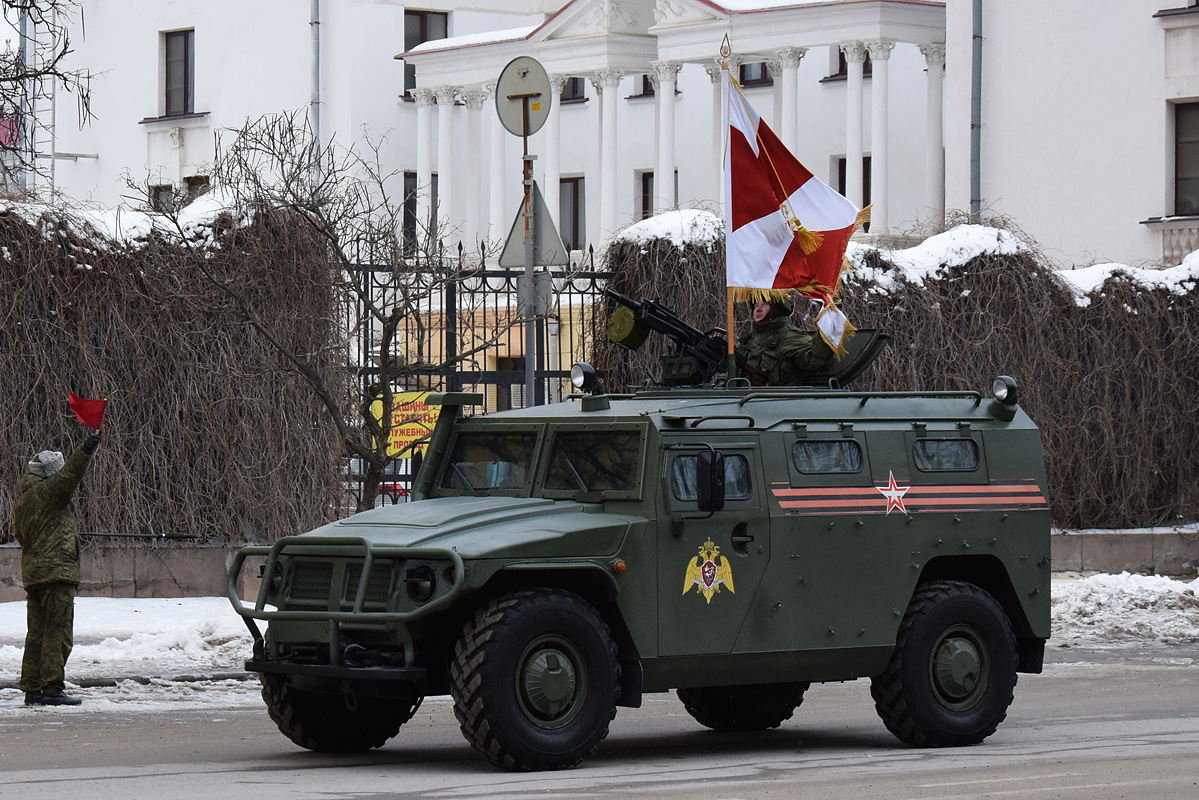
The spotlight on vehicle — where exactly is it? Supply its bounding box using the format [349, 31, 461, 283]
[571, 362, 602, 394]
[405, 566, 436, 604]
[992, 376, 1019, 406]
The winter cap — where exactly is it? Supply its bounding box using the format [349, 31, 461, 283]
[761, 298, 793, 322]
[27, 450, 65, 477]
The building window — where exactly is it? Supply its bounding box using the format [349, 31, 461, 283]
[639, 171, 654, 219]
[403, 171, 438, 252]
[150, 184, 174, 212]
[630, 74, 655, 97]
[185, 175, 210, 202]
[164, 30, 194, 117]
[828, 47, 872, 81]
[837, 156, 871, 229]
[559, 176, 585, 251]
[560, 77, 586, 104]
[404, 10, 448, 97]
[740, 62, 772, 87]
[1176, 103, 1199, 215]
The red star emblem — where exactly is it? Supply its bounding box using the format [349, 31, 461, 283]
[877, 471, 910, 515]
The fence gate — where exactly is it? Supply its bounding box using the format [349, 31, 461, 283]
[349, 251, 613, 506]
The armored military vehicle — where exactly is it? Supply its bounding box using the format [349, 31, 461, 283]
[228, 332, 1051, 770]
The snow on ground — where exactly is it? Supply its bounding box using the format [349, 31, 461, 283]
[0, 572, 1194, 715]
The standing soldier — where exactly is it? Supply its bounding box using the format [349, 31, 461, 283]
[739, 298, 834, 385]
[16, 429, 102, 706]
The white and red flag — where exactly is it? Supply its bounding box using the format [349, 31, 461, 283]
[723, 67, 868, 355]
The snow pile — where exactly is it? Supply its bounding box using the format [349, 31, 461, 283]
[847, 224, 1030, 292]
[1052, 572, 1199, 645]
[614, 208, 722, 250]
[0, 598, 253, 683]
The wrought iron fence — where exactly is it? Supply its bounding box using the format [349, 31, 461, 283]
[346, 245, 614, 507]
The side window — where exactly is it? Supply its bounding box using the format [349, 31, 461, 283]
[544, 430, 643, 492]
[792, 440, 863, 473]
[913, 439, 980, 472]
[672, 453, 751, 501]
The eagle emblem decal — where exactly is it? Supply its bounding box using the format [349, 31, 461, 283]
[683, 538, 735, 604]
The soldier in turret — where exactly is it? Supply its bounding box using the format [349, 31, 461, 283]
[738, 298, 833, 385]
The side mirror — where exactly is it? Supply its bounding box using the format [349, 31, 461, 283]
[696, 449, 726, 513]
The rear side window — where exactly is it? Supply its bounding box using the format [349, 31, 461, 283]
[544, 430, 643, 492]
[792, 440, 863, 473]
[672, 453, 752, 500]
[913, 439, 979, 472]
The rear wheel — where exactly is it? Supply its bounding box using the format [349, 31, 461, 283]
[260, 674, 421, 752]
[450, 588, 620, 771]
[871, 580, 1017, 747]
[678, 682, 809, 731]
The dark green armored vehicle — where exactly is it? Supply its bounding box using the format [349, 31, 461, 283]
[229, 367, 1050, 771]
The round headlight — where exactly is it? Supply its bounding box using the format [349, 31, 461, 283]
[571, 362, 598, 391]
[405, 565, 436, 604]
[992, 376, 1019, 405]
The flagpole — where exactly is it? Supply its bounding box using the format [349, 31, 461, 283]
[720, 35, 737, 382]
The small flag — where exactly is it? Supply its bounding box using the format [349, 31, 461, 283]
[723, 67, 868, 355]
[68, 393, 107, 429]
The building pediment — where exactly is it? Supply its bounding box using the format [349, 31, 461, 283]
[532, 0, 659, 41]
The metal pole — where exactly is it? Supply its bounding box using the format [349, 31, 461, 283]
[970, 0, 983, 222]
[521, 100, 537, 406]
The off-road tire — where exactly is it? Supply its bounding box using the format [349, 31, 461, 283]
[260, 674, 421, 752]
[678, 682, 809, 731]
[450, 588, 620, 771]
[871, 580, 1018, 747]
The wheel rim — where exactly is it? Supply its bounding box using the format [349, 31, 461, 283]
[515, 634, 587, 729]
[929, 624, 989, 711]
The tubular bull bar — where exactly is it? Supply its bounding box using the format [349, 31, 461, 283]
[227, 535, 466, 671]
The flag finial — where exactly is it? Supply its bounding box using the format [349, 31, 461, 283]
[720, 34, 731, 70]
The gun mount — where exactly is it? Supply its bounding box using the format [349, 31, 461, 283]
[604, 288, 889, 388]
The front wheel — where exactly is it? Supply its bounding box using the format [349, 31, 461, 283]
[450, 588, 620, 771]
[260, 674, 421, 752]
[871, 580, 1018, 747]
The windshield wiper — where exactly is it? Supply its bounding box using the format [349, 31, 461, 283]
[566, 459, 589, 492]
[451, 462, 475, 490]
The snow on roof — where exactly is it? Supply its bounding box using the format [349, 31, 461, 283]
[404, 25, 538, 56]
[613, 208, 723, 250]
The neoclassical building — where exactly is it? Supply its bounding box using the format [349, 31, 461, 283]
[27, 1, 1199, 268]
[403, 0, 948, 253]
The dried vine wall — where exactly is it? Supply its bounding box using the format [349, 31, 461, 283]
[596, 235, 1199, 530]
[0, 207, 346, 545]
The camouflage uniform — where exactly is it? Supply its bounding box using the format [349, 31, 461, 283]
[739, 312, 834, 386]
[16, 438, 98, 696]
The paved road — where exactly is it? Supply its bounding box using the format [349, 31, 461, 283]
[1, 646, 1197, 799]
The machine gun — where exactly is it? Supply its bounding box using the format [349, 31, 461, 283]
[604, 289, 769, 386]
[605, 288, 891, 389]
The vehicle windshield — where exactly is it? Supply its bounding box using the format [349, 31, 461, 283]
[441, 431, 538, 492]
[544, 430, 643, 494]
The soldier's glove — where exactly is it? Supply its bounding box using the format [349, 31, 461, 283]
[83, 432, 102, 455]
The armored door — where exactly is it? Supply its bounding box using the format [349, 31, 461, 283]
[657, 438, 770, 657]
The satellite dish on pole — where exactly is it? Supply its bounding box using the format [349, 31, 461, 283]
[495, 56, 551, 137]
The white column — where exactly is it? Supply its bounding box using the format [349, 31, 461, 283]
[767, 56, 783, 133]
[413, 87, 435, 234]
[594, 68, 624, 240]
[485, 81, 506, 249]
[544, 74, 567, 237]
[433, 85, 459, 239]
[841, 41, 867, 208]
[866, 39, 895, 234]
[920, 42, 947, 225]
[462, 89, 488, 248]
[653, 61, 681, 212]
[775, 47, 807, 153]
[706, 55, 740, 213]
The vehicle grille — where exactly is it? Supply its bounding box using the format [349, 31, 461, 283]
[345, 561, 394, 604]
[289, 560, 334, 601]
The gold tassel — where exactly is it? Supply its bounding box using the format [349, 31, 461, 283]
[792, 222, 824, 255]
[854, 204, 872, 230]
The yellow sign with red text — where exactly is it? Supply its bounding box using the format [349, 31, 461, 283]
[370, 392, 440, 457]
